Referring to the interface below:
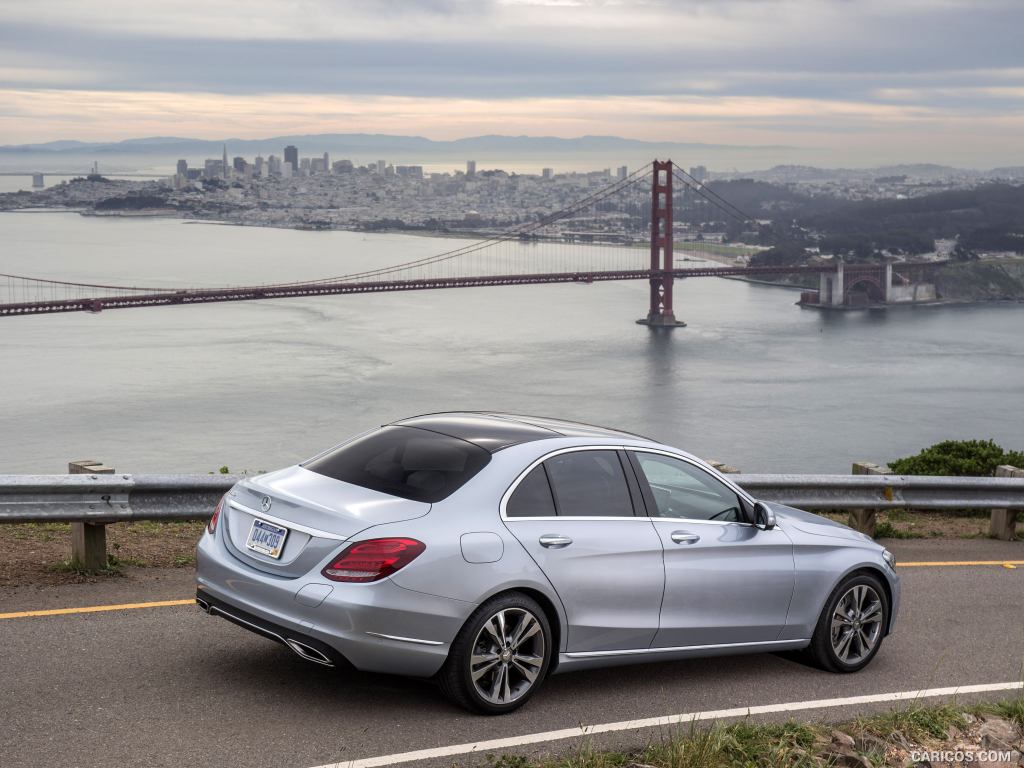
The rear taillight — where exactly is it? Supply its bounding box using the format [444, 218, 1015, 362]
[321, 538, 425, 583]
[208, 495, 224, 534]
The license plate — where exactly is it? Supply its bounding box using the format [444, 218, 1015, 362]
[246, 518, 288, 559]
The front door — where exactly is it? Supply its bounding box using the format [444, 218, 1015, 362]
[502, 448, 665, 653]
[627, 450, 795, 648]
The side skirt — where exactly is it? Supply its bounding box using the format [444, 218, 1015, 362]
[553, 639, 810, 673]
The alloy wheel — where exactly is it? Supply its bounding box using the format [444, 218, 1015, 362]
[470, 607, 546, 705]
[830, 584, 884, 664]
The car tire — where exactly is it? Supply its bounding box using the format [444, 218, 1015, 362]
[437, 592, 553, 715]
[806, 572, 889, 673]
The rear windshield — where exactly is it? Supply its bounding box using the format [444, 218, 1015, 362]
[303, 426, 491, 503]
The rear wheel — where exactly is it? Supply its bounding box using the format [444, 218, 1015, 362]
[438, 592, 552, 714]
[807, 573, 889, 672]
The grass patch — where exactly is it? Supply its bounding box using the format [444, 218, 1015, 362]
[489, 721, 821, 768]
[971, 696, 1024, 729]
[48, 553, 127, 578]
[854, 702, 966, 742]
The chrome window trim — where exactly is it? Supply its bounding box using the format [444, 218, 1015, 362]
[564, 638, 809, 659]
[499, 445, 641, 521]
[627, 447, 758, 525]
[227, 500, 349, 541]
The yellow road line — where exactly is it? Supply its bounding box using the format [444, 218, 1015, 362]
[898, 560, 1023, 568]
[2, 560, 1022, 620]
[0, 598, 194, 620]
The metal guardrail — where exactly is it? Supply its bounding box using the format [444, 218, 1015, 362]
[734, 474, 1024, 510]
[0, 474, 240, 524]
[1, 472, 1023, 524]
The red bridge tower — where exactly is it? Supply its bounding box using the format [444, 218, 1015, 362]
[637, 160, 686, 328]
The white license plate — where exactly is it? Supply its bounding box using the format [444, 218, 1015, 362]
[246, 518, 288, 559]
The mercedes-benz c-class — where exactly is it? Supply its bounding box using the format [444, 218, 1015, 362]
[196, 413, 900, 714]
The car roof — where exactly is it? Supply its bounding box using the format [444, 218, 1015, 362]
[389, 412, 652, 453]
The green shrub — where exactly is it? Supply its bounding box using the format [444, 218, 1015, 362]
[889, 439, 1023, 476]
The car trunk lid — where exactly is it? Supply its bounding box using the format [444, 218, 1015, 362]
[222, 465, 430, 577]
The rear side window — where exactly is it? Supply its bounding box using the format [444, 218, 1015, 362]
[303, 426, 490, 503]
[506, 465, 557, 517]
[543, 450, 634, 517]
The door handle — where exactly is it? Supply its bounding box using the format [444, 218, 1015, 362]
[539, 534, 573, 548]
[670, 531, 700, 544]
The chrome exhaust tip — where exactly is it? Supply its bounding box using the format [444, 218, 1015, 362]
[285, 638, 335, 667]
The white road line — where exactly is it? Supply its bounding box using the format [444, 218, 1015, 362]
[311, 681, 1024, 768]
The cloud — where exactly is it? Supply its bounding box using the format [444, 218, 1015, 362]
[0, 0, 1023, 166]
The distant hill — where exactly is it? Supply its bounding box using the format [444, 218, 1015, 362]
[0, 133, 790, 157]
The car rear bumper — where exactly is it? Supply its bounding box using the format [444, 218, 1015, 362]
[195, 529, 474, 677]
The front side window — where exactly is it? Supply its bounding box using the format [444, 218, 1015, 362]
[632, 452, 744, 522]
[543, 450, 634, 517]
[303, 426, 490, 503]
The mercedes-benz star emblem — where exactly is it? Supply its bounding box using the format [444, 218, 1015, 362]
[260, 496, 272, 513]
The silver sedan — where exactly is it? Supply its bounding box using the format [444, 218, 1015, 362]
[195, 413, 900, 714]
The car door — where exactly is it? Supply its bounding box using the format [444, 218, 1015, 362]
[502, 447, 665, 653]
[627, 450, 795, 648]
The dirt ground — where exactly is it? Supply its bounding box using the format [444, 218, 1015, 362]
[0, 520, 205, 587]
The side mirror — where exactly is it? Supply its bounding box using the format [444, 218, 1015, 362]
[754, 501, 776, 530]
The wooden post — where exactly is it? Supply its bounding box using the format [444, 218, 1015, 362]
[68, 460, 115, 570]
[990, 465, 1021, 541]
[707, 460, 741, 474]
[849, 461, 889, 536]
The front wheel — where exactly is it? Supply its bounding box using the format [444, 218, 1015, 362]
[437, 592, 552, 714]
[806, 573, 889, 673]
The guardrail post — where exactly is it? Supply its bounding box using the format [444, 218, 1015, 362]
[68, 460, 114, 569]
[849, 462, 889, 536]
[991, 465, 1022, 540]
[708, 460, 740, 474]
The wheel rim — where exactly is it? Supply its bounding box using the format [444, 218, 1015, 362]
[470, 607, 546, 705]
[830, 584, 884, 664]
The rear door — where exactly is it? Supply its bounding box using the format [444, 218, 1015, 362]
[502, 447, 665, 653]
[628, 450, 795, 648]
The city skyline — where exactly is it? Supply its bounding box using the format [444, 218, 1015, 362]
[1, 1, 1023, 168]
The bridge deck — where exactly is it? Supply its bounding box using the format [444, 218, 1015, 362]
[0, 263, 934, 317]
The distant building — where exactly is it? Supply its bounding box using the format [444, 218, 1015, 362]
[281, 161, 293, 179]
[233, 157, 246, 174]
[32, 172, 44, 188]
[299, 157, 311, 176]
[617, 165, 628, 180]
[323, 152, 330, 173]
[310, 157, 326, 174]
[254, 156, 264, 176]
[689, 165, 708, 183]
[542, 167, 553, 180]
[283, 145, 299, 169]
[222, 144, 229, 178]
[466, 160, 476, 178]
[376, 159, 386, 175]
[176, 159, 188, 176]
[204, 158, 224, 179]
[332, 159, 354, 174]
[267, 155, 281, 176]
[396, 165, 424, 178]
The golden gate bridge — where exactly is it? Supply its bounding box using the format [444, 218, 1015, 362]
[0, 161, 944, 323]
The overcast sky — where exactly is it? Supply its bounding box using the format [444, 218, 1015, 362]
[2, 0, 1022, 167]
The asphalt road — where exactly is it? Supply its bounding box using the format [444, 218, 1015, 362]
[2, 538, 1023, 768]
